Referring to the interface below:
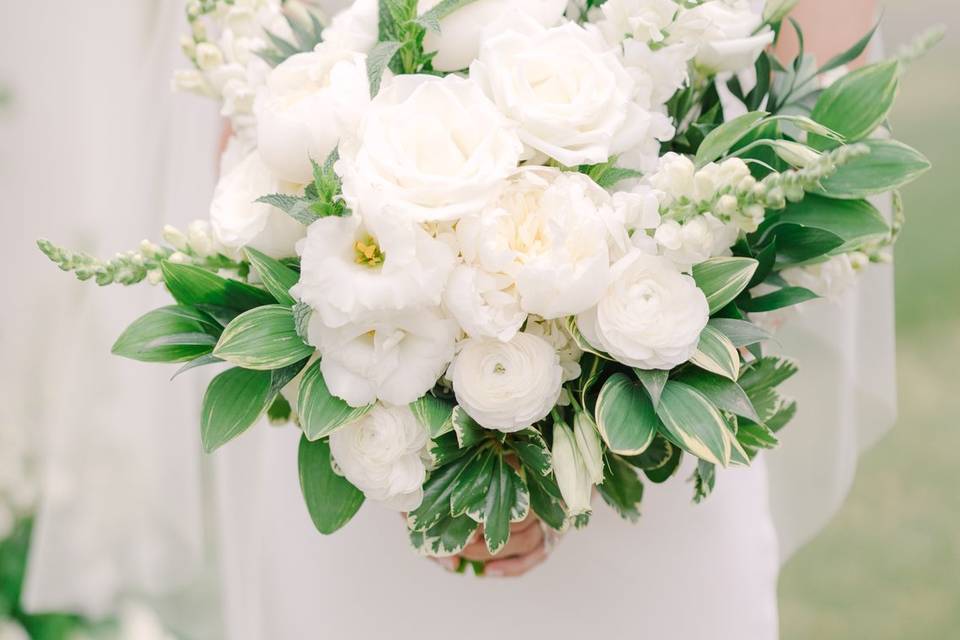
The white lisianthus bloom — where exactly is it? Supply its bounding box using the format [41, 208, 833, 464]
[449, 332, 563, 432]
[256, 45, 370, 184]
[421, 0, 567, 71]
[470, 16, 644, 166]
[293, 213, 455, 328]
[340, 74, 522, 223]
[595, 0, 680, 45]
[443, 265, 527, 342]
[577, 250, 709, 369]
[653, 214, 739, 271]
[329, 404, 429, 511]
[309, 310, 458, 407]
[669, 0, 775, 73]
[456, 167, 618, 319]
[322, 0, 379, 53]
[209, 151, 305, 259]
[781, 252, 869, 300]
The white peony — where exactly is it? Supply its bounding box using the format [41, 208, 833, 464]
[421, 0, 568, 72]
[470, 16, 645, 166]
[595, 0, 680, 45]
[670, 0, 775, 73]
[577, 250, 709, 370]
[329, 404, 429, 511]
[309, 309, 458, 407]
[456, 167, 618, 319]
[209, 151, 305, 259]
[448, 332, 563, 432]
[443, 264, 527, 342]
[340, 74, 522, 223]
[293, 213, 455, 328]
[256, 45, 370, 184]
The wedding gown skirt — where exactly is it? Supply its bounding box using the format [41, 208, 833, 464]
[214, 424, 780, 640]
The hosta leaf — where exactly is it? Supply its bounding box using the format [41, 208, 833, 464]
[112, 306, 221, 363]
[597, 454, 645, 522]
[656, 381, 733, 466]
[695, 111, 768, 168]
[526, 471, 566, 531]
[679, 370, 760, 422]
[708, 318, 772, 348]
[298, 436, 365, 534]
[161, 262, 275, 310]
[690, 325, 741, 381]
[692, 257, 759, 314]
[810, 60, 899, 148]
[298, 360, 373, 441]
[452, 406, 486, 448]
[201, 367, 273, 453]
[510, 430, 553, 477]
[633, 368, 669, 408]
[171, 353, 223, 380]
[244, 248, 299, 307]
[410, 394, 455, 438]
[595, 373, 660, 456]
[816, 139, 931, 199]
[409, 513, 479, 557]
[479, 455, 530, 554]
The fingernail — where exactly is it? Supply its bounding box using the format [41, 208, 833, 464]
[441, 557, 457, 571]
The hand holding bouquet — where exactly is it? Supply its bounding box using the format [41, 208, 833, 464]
[40, 0, 934, 568]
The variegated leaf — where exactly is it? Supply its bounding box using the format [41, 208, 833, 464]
[692, 257, 759, 314]
[690, 325, 741, 381]
[410, 394, 455, 438]
[298, 360, 373, 441]
[656, 381, 734, 466]
[595, 373, 659, 456]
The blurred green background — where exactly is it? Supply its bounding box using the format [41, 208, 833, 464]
[778, 0, 960, 637]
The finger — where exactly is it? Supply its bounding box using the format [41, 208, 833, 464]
[485, 547, 548, 578]
[509, 512, 538, 534]
[460, 540, 495, 562]
[502, 524, 543, 558]
[430, 556, 460, 572]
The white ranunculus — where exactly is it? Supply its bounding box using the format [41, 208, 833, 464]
[329, 404, 429, 511]
[470, 17, 643, 166]
[443, 264, 527, 342]
[310, 309, 458, 407]
[577, 250, 709, 370]
[420, 0, 567, 72]
[670, 0, 775, 73]
[256, 45, 370, 184]
[322, 0, 379, 53]
[209, 151, 305, 259]
[340, 74, 522, 223]
[448, 332, 563, 432]
[293, 213, 455, 328]
[595, 0, 680, 45]
[456, 167, 618, 319]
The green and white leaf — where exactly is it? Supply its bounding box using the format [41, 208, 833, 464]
[741, 286, 819, 312]
[213, 305, 315, 370]
[810, 60, 899, 147]
[408, 449, 481, 532]
[695, 111, 768, 168]
[112, 305, 221, 363]
[656, 381, 734, 466]
[452, 406, 487, 449]
[815, 139, 931, 199]
[596, 454, 645, 522]
[707, 318, 773, 348]
[200, 367, 274, 453]
[679, 369, 760, 422]
[161, 262, 275, 310]
[510, 429, 553, 477]
[244, 247, 299, 306]
[449, 448, 496, 518]
[690, 325, 741, 381]
[692, 257, 759, 314]
[409, 513, 479, 557]
[595, 373, 660, 455]
[525, 470, 566, 531]
[475, 454, 530, 555]
[410, 394, 455, 438]
[298, 436, 365, 534]
[298, 360, 373, 441]
[633, 368, 669, 407]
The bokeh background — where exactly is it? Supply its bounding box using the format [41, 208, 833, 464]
[778, 0, 960, 637]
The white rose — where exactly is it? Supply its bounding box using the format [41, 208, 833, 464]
[340, 74, 522, 223]
[420, 0, 567, 72]
[595, 0, 680, 45]
[209, 151, 305, 259]
[293, 213, 455, 328]
[577, 250, 709, 369]
[470, 16, 646, 166]
[456, 167, 618, 319]
[310, 309, 457, 407]
[670, 0, 775, 73]
[448, 332, 563, 432]
[256, 45, 370, 184]
[329, 404, 429, 511]
[323, 0, 379, 53]
[443, 265, 527, 342]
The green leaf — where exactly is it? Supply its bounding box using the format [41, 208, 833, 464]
[736, 420, 779, 459]
[255, 193, 320, 226]
[816, 140, 931, 199]
[213, 305, 315, 370]
[510, 430, 553, 477]
[623, 435, 674, 471]
[690, 325, 741, 381]
[298, 436, 365, 534]
[449, 448, 496, 517]
[678, 370, 760, 422]
[575, 353, 608, 414]
[525, 470, 566, 531]
[584, 159, 643, 189]
[818, 18, 881, 75]
[597, 454, 645, 522]
[171, 353, 224, 380]
[410, 394, 455, 438]
[739, 356, 799, 393]
[656, 381, 734, 466]
[452, 406, 487, 448]
[633, 368, 669, 408]
[643, 441, 683, 484]
[428, 432, 468, 467]
[708, 318, 772, 348]
[161, 262, 275, 310]
[415, 0, 481, 32]
[298, 360, 373, 441]
[409, 513, 479, 557]
[766, 399, 798, 432]
[408, 448, 481, 531]
[565, 317, 613, 361]
[741, 286, 818, 312]
[367, 40, 402, 96]
[201, 367, 274, 453]
[810, 60, 899, 147]
[773, 225, 846, 264]
[595, 373, 660, 456]
[244, 247, 299, 306]
[695, 111, 768, 168]
[111, 305, 221, 363]
[691, 460, 716, 503]
[292, 301, 312, 343]
[479, 454, 530, 554]
[692, 257, 759, 314]
[267, 393, 292, 423]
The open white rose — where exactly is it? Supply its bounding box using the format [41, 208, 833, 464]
[443, 265, 527, 342]
[670, 0, 775, 73]
[448, 332, 563, 432]
[329, 404, 429, 511]
[340, 74, 522, 223]
[209, 151, 305, 259]
[293, 212, 455, 328]
[421, 0, 567, 72]
[309, 309, 458, 408]
[577, 250, 709, 370]
[470, 16, 644, 166]
[456, 167, 618, 319]
[256, 45, 370, 184]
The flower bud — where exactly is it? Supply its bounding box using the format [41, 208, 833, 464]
[187, 220, 214, 257]
[715, 194, 739, 218]
[573, 412, 604, 485]
[169, 251, 190, 264]
[146, 269, 164, 285]
[552, 421, 592, 516]
[195, 42, 224, 70]
[171, 69, 212, 96]
[162, 224, 189, 251]
[771, 140, 822, 168]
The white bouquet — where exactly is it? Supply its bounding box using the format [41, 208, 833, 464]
[40, 0, 933, 567]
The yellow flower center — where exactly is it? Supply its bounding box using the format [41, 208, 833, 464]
[354, 235, 385, 267]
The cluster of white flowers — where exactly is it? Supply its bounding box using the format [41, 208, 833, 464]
[197, 0, 774, 510]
